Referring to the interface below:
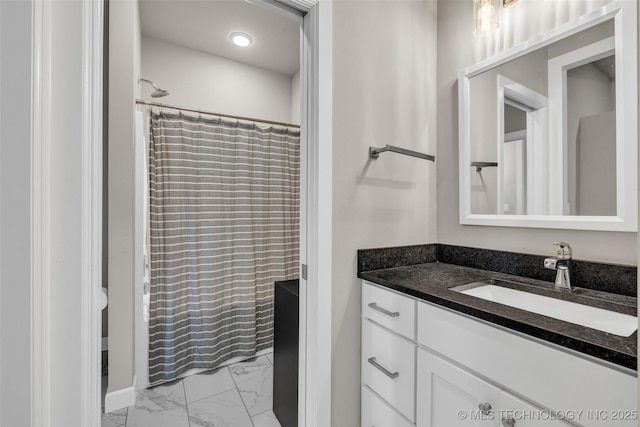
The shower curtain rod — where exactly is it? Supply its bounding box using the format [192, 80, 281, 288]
[135, 99, 301, 129]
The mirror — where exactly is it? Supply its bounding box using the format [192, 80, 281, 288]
[459, 1, 637, 231]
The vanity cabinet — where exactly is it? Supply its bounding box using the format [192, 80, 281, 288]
[361, 281, 638, 427]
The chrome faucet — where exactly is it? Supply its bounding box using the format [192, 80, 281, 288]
[544, 242, 573, 291]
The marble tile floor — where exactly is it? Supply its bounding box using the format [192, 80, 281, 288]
[102, 353, 282, 427]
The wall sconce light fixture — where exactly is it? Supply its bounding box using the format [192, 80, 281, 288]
[473, 0, 500, 37]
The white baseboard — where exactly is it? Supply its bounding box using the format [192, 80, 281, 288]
[104, 375, 137, 413]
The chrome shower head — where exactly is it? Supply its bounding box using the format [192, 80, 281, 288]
[139, 78, 170, 98]
[151, 88, 170, 98]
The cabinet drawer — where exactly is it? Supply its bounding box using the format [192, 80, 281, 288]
[362, 281, 416, 340]
[362, 319, 416, 421]
[362, 386, 414, 427]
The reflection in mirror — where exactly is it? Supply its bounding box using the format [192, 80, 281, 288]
[498, 75, 547, 216]
[459, 1, 637, 231]
[469, 20, 615, 216]
[497, 74, 548, 215]
[566, 54, 616, 216]
[502, 103, 526, 215]
[547, 27, 616, 217]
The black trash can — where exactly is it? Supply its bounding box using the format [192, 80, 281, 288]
[273, 279, 299, 427]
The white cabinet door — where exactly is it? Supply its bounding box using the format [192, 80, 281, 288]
[500, 392, 574, 427]
[362, 319, 416, 421]
[417, 348, 500, 427]
[361, 386, 414, 427]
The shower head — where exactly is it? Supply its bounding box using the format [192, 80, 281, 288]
[139, 78, 170, 98]
[151, 88, 170, 98]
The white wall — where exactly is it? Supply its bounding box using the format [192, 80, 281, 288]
[141, 36, 298, 124]
[0, 1, 32, 424]
[437, 0, 637, 266]
[331, 1, 438, 425]
[291, 70, 301, 124]
[134, 2, 142, 99]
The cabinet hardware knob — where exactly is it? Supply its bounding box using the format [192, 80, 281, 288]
[478, 402, 492, 415]
[367, 357, 399, 379]
[502, 417, 516, 427]
[368, 302, 400, 317]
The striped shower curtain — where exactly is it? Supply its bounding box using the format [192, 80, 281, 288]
[148, 111, 300, 385]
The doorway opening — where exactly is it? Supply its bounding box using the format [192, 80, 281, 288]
[103, 1, 310, 426]
[497, 74, 548, 216]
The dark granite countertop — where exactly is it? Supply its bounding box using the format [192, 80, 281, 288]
[359, 262, 637, 371]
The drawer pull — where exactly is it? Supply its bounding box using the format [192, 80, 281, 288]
[368, 302, 400, 318]
[368, 357, 399, 379]
[502, 418, 515, 427]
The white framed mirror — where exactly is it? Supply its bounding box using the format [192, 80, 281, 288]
[458, 0, 637, 231]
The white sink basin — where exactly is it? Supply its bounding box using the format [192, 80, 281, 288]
[458, 284, 637, 337]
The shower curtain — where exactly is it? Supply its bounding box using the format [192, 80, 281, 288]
[147, 111, 300, 385]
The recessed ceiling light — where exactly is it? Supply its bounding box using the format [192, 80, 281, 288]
[230, 32, 253, 47]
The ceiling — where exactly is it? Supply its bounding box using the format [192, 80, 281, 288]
[139, 0, 301, 76]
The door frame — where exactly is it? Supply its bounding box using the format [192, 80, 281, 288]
[496, 75, 548, 215]
[31, 0, 104, 425]
[29, 0, 332, 426]
[298, 3, 333, 426]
